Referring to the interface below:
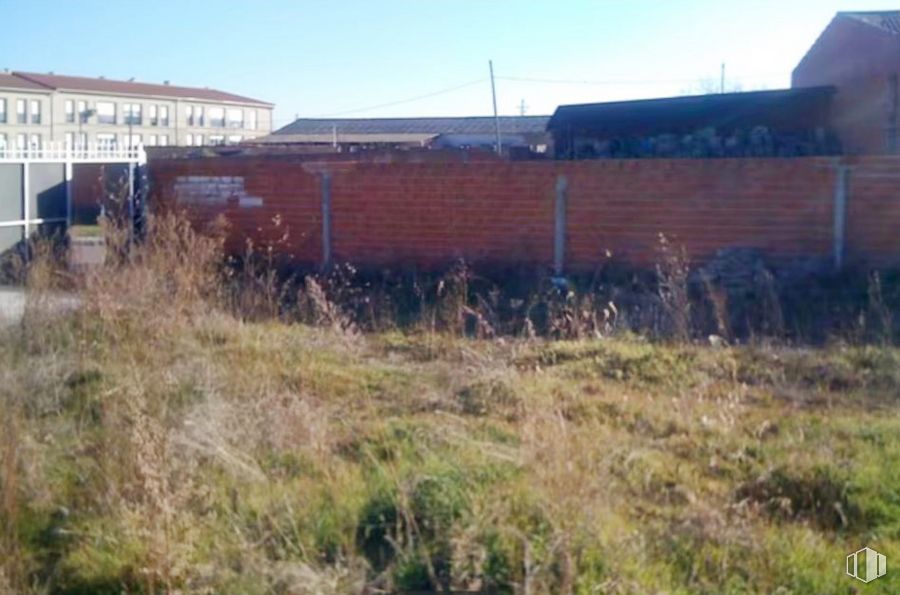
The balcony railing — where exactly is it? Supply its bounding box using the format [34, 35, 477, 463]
[0, 141, 146, 162]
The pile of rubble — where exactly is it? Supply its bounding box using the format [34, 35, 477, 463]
[569, 125, 840, 159]
[694, 247, 773, 295]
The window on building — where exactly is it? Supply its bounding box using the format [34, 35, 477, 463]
[0, 133, 7, 154]
[209, 135, 225, 146]
[97, 102, 116, 124]
[0, 99, 6, 124]
[227, 134, 243, 144]
[159, 134, 169, 146]
[159, 106, 169, 126]
[29, 134, 41, 148]
[247, 110, 257, 130]
[149, 105, 158, 126]
[148, 134, 157, 146]
[16, 134, 26, 150]
[194, 134, 203, 146]
[77, 100, 88, 122]
[65, 100, 75, 123]
[226, 108, 243, 128]
[65, 132, 74, 147]
[123, 103, 142, 125]
[208, 107, 225, 127]
[16, 99, 26, 124]
[124, 134, 141, 148]
[78, 132, 87, 148]
[185, 133, 193, 145]
[196, 106, 204, 127]
[30, 100, 40, 124]
[97, 133, 116, 147]
[186, 105, 194, 126]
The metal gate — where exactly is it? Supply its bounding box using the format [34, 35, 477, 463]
[0, 142, 146, 254]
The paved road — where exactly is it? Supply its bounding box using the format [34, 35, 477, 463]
[0, 287, 25, 324]
[0, 286, 79, 325]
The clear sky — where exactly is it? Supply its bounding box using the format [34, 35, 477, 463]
[1, 0, 896, 129]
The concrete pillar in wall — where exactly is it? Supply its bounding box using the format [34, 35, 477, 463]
[833, 162, 849, 271]
[321, 171, 332, 271]
[22, 162, 30, 240]
[65, 161, 73, 227]
[554, 175, 568, 277]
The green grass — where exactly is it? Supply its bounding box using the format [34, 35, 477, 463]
[2, 274, 899, 592]
[68, 225, 104, 238]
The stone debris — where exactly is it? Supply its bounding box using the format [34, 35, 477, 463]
[173, 176, 264, 208]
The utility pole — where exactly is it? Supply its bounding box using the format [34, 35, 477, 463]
[518, 99, 528, 116]
[489, 60, 502, 155]
[720, 63, 725, 94]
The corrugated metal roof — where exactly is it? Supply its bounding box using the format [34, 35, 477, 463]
[548, 87, 836, 135]
[0, 72, 51, 92]
[252, 133, 438, 144]
[431, 133, 529, 148]
[274, 115, 550, 136]
[840, 10, 900, 35]
[10, 71, 272, 106]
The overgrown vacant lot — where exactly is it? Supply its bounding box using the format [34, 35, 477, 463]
[2, 222, 899, 593]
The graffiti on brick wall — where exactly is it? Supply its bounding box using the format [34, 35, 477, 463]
[173, 176, 263, 208]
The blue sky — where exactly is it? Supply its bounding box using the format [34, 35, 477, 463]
[1, 0, 896, 129]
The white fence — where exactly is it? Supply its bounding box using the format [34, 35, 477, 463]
[0, 141, 146, 164]
[0, 143, 146, 250]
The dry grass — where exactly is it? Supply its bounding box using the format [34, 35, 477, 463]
[0, 215, 898, 593]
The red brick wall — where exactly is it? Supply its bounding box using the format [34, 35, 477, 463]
[330, 162, 555, 268]
[846, 157, 900, 268]
[827, 77, 895, 156]
[793, 16, 900, 88]
[562, 159, 835, 267]
[793, 15, 900, 155]
[147, 155, 900, 271]
[150, 156, 323, 263]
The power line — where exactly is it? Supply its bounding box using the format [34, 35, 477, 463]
[271, 69, 790, 125]
[496, 73, 789, 86]
[315, 78, 486, 117]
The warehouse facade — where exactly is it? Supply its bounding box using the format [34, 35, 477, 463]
[0, 70, 273, 151]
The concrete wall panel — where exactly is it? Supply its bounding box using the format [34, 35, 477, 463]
[0, 225, 23, 255]
[27, 163, 66, 221]
[0, 163, 23, 222]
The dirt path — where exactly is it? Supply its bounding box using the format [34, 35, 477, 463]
[0, 286, 79, 325]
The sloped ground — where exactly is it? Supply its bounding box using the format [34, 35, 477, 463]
[1, 216, 897, 593]
[2, 306, 898, 593]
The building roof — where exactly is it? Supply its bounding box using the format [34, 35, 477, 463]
[0, 72, 51, 92]
[839, 10, 900, 35]
[8, 71, 272, 106]
[274, 115, 550, 136]
[252, 132, 438, 145]
[431, 133, 531, 149]
[548, 87, 836, 136]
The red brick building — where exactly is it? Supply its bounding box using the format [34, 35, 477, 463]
[793, 11, 900, 154]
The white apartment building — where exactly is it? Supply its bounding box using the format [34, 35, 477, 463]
[0, 70, 273, 150]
